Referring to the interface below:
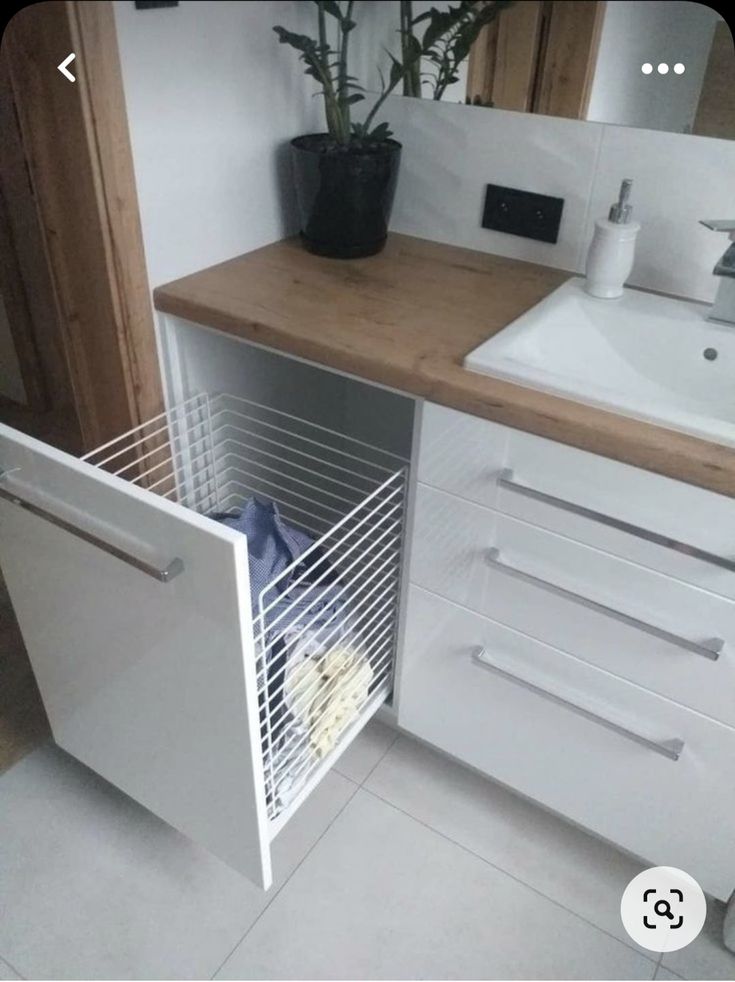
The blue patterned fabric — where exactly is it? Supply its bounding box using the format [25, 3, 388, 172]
[213, 497, 315, 612]
[210, 496, 347, 646]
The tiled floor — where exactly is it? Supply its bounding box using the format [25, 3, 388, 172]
[1, 720, 734, 981]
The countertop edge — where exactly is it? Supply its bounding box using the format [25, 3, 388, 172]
[153, 288, 735, 501]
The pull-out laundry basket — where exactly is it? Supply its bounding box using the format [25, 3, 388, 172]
[0, 390, 409, 888]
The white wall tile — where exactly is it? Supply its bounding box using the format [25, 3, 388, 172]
[587, 127, 735, 301]
[386, 94, 734, 302]
[387, 96, 604, 273]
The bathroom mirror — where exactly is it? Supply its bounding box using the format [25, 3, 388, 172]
[363, 1, 735, 138]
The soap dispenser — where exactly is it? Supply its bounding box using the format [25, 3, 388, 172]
[585, 179, 640, 299]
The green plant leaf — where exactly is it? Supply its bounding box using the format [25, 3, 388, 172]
[273, 26, 312, 51]
[318, 0, 343, 18]
[422, 10, 453, 50]
[366, 120, 393, 142]
[386, 50, 404, 89]
[406, 33, 422, 58]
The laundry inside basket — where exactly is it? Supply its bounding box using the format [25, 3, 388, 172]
[211, 496, 374, 813]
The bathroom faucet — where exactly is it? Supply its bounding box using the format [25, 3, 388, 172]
[700, 219, 735, 325]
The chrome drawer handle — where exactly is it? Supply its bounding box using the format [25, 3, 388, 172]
[485, 547, 723, 661]
[0, 470, 184, 583]
[472, 646, 685, 761]
[498, 469, 735, 574]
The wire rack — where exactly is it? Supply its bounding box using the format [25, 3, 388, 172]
[83, 392, 409, 821]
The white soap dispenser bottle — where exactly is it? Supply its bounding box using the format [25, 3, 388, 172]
[585, 179, 640, 299]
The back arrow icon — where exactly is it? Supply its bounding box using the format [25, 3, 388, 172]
[58, 53, 76, 82]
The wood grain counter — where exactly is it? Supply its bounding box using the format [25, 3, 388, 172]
[154, 233, 735, 498]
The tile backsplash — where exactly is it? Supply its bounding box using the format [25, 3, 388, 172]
[387, 95, 735, 303]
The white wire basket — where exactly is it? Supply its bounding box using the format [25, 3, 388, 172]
[83, 392, 409, 821]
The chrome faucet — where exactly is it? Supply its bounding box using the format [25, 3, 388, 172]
[700, 219, 735, 325]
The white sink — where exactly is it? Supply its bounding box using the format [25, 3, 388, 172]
[464, 276, 735, 447]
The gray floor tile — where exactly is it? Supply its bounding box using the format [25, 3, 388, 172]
[332, 719, 397, 784]
[0, 743, 354, 981]
[216, 789, 655, 980]
[661, 899, 735, 980]
[0, 958, 22, 981]
[365, 736, 646, 948]
[654, 968, 683, 980]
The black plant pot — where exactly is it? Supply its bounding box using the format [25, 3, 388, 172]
[290, 134, 402, 259]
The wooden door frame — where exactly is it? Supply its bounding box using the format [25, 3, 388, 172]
[0, 182, 47, 412]
[0, 46, 73, 415]
[1, 0, 162, 449]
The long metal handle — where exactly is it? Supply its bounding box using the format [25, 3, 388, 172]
[497, 469, 735, 574]
[486, 547, 723, 660]
[472, 646, 684, 761]
[0, 471, 184, 583]
[700, 219, 735, 233]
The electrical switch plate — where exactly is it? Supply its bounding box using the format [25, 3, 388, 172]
[482, 184, 564, 244]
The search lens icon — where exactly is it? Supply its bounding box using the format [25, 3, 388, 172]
[621, 867, 706, 952]
[654, 899, 675, 920]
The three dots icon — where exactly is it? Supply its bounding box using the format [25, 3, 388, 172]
[641, 62, 685, 74]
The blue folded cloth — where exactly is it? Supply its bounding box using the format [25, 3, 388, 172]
[210, 496, 347, 653]
[212, 496, 316, 612]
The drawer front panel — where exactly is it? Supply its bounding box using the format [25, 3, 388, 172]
[399, 585, 735, 900]
[418, 403, 735, 600]
[411, 483, 735, 725]
[0, 423, 272, 887]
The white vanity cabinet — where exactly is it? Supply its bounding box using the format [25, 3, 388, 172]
[0, 315, 415, 890]
[4, 302, 735, 905]
[400, 402, 735, 902]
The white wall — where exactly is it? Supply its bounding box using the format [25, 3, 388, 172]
[113, 0, 321, 287]
[587, 1, 719, 133]
[384, 94, 735, 302]
[0, 292, 26, 405]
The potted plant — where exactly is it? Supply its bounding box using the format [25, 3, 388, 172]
[274, 1, 498, 258]
[274, 1, 398, 258]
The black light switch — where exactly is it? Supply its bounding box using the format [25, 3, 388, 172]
[482, 184, 564, 244]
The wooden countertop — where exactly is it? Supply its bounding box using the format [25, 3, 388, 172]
[154, 233, 735, 498]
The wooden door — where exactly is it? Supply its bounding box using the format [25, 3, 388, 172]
[466, 1, 545, 111]
[466, 1, 606, 121]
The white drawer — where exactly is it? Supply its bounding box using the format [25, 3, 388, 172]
[0, 396, 407, 890]
[418, 403, 735, 600]
[411, 483, 735, 726]
[399, 585, 735, 901]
